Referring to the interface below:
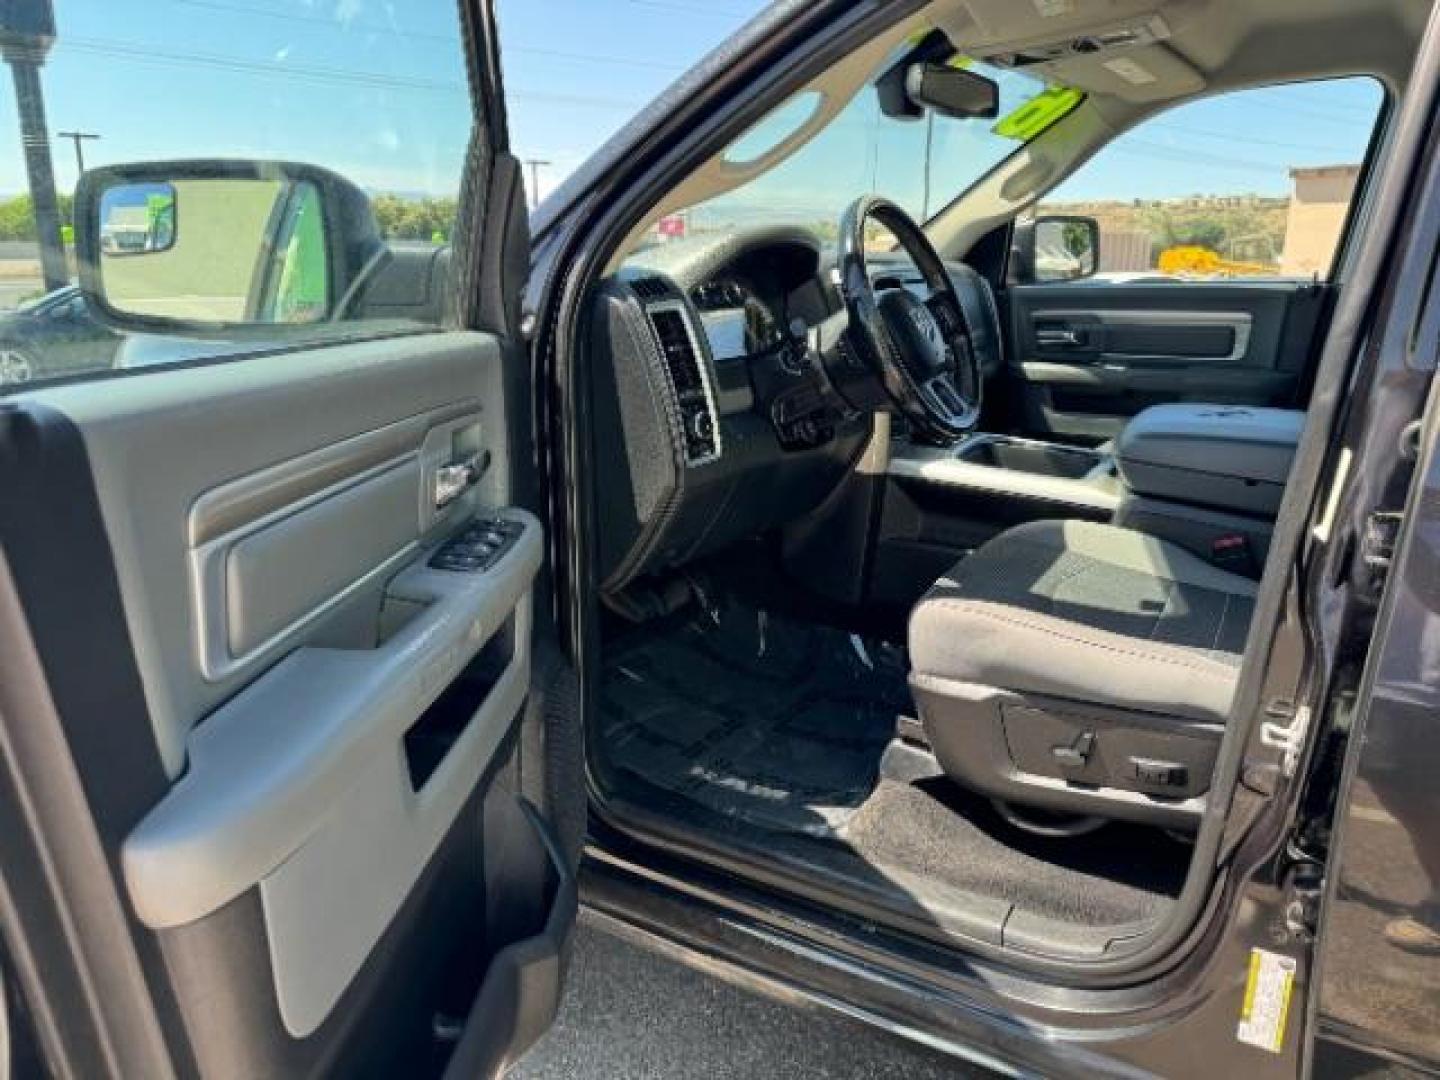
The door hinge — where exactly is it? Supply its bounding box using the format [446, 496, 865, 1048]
[1281, 860, 1325, 942]
[1359, 509, 1404, 591]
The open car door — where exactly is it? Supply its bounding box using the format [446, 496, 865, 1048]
[0, 4, 579, 1078]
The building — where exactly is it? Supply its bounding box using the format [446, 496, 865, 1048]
[1279, 164, 1361, 277]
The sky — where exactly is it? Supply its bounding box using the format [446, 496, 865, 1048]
[0, 1, 1386, 208]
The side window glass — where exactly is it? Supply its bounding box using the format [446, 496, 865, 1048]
[0, 3, 472, 389]
[1035, 78, 1385, 282]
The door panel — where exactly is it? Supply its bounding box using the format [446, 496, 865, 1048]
[0, 0, 576, 1071]
[1006, 281, 1328, 439]
[36, 333, 510, 777]
[2, 328, 572, 1076]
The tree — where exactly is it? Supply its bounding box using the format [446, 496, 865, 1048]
[0, 193, 75, 241]
[370, 194, 457, 241]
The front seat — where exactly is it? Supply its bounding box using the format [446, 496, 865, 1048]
[908, 519, 1257, 830]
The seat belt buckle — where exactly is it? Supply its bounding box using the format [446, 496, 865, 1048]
[1210, 532, 1254, 575]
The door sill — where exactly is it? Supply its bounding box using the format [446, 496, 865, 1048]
[583, 780, 1221, 988]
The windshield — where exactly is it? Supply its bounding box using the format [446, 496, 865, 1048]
[673, 61, 1056, 242]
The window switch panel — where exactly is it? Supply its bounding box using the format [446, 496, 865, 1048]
[428, 517, 524, 573]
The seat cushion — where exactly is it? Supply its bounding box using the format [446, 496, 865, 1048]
[909, 520, 1257, 724]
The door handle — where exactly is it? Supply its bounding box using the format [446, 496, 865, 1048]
[433, 450, 490, 509]
[1036, 328, 1083, 347]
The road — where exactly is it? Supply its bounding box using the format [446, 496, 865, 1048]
[509, 910, 978, 1079]
[0, 278, 43, 311]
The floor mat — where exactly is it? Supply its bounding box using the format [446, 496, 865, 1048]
[600, 606, 908, 835]
[837, 760, 1188, 928]
[600, 604, 1187, 936]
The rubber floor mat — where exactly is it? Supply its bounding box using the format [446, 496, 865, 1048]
[600, 606, 908, 835]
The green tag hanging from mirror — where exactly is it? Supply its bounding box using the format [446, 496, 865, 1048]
[992, 85, 1083, 141]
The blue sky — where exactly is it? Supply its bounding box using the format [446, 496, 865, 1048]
[0, 1, 1385, 206]
[0, 0, 762, 198]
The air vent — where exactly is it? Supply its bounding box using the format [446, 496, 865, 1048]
[629, 277, 672, 302]
[645, 303, 720, 465]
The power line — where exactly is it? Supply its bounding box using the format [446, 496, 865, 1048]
[622, 0, 757, 19]
[171, 0, 455, 42]
[56, 36, 648, 111]
[1253, 85, 1381, 118]
[1116, 139, 1288, 177]
[169, 0, 691, 71]
[1146, 122, 1366, 157]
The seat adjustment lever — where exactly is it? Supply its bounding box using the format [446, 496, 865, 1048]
[1051, 731, 1096, 768]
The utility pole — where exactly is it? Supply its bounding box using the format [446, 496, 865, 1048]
[920, 109, 934, 221]
[2, 0, 67, 293]
[57, 129, 99, 173]
[522, 158, 551, 211]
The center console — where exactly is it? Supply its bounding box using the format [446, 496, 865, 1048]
[1114, 403, 1304, 517]
[1110, 403, 1303, 574]
[876, 433, 1121, 609]
[954, 433, 1107, 480]
[889, 432, 1120, 517]
[878, 403, 1304, 611]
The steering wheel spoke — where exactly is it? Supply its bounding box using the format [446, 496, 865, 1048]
[924, 373, 965, 422]
[924, 290, 964, 338]
[832, 195, 982, 443]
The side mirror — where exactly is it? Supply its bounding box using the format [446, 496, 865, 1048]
[75, 160, 386, 331]
[1013, 214, 1100, 284]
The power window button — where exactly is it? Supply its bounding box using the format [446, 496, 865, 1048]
[428, 517, 523, 572]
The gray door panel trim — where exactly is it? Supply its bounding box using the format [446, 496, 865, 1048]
[16, 331, 512, 777]
[221, 458, 420, 660]
[1018, 361, 1296, 395]
[1028, 308, 1254, 363]
[121, 510, 541, 934]
[187, 399, 478, 547]
[188, 408, 482, 681]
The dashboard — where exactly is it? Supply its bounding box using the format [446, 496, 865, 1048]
[588, 225, 1001, 596]
[691, 277, 785, 358]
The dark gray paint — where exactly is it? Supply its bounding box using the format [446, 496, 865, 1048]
[1312, 398, 1440, 1072]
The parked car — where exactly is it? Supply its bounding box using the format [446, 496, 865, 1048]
[0, 285, 119, 386]
[1, 1, 1438, 1078]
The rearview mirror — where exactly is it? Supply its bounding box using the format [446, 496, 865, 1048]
[1013, 214, 1100, 283]
[76, 160, 385, 330]
[876, 30, 1000, 123]
[904, 63, 999, 120]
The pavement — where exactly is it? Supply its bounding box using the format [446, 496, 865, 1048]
[0, 278, 43, 311]
[509, 910, 978, 1079]
[1313, 778, 1440, 1063]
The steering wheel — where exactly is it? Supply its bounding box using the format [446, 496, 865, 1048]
[834, 195, 981, 443]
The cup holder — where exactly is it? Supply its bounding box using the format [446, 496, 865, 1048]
[956, 435, 1103, 480]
